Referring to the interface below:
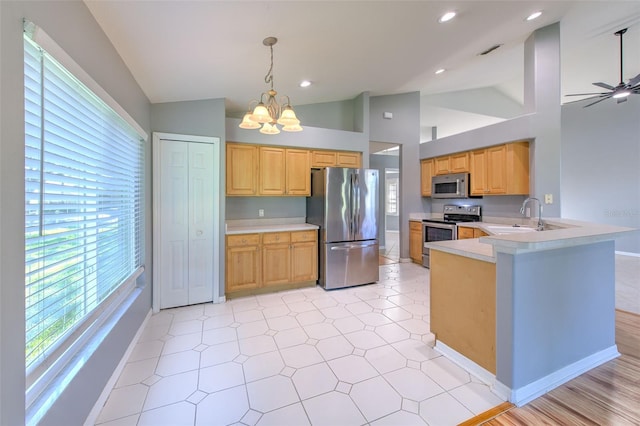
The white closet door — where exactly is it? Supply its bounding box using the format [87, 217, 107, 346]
[187, 142, 214, 305]
[159, 139, 190, 308]
[158, 139, 215, 309]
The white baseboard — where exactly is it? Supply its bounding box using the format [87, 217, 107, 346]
[434, 341, 620, 407]
[84, 309, 152, 426]
[509, 345, 620, 406]
[434, 341, 496, 387]
[616, 251, 640, 258]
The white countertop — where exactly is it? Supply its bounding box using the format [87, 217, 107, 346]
[226, 217, 319, 235]
[426, 218, 637, 260]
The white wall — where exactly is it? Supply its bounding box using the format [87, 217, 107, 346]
[0, 1, 151, 424]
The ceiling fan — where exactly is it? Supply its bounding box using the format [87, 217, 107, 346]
[565, 28, 640, 107]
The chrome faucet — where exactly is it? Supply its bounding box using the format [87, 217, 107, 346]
[520, 197, 544, 231]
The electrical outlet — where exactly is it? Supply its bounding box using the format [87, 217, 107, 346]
[544, 194, 553, 204]
[258, 209, 264, 217]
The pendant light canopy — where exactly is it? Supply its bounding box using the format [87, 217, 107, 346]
[239, 37, 303, 133]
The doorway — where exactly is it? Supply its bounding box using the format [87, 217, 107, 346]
[152, 132, 221, 311]
[369, 142, 400, 264]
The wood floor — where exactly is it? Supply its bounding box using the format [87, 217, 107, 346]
[473, 310, 640, 425]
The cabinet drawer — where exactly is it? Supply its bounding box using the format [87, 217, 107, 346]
[291, 230, 317, 243]
[227, 234, 260, 247]
[263, 232, 291, 245]
[409, 221, 422, 231]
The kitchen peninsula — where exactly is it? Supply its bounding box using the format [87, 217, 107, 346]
[426, 218, 636, 407]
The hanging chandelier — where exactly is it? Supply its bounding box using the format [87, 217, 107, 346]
[239, 37, 303, 134]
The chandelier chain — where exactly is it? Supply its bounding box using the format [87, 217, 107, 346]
[264, 44, 274, 90]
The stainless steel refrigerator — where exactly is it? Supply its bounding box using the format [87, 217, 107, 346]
[306, 167, 379, 289]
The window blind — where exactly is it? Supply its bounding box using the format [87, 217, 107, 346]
[24, 35, 144, 373]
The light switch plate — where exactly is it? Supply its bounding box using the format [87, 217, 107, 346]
[544, 194, 553, 204]
[258, 209, 264, 217]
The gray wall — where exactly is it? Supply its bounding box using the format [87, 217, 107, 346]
[0, 1, 152, 425]
[150, 98, 227, 299]
[561, 95, 640, 253]
[226, 197, 306, 220]
[370, 92, 422, 259]
[293, 99, 355, 131]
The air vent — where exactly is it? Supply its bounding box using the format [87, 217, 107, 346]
[478, 44, 503, 56]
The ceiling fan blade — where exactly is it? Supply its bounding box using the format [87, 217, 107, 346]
[583, 95, 612, 108]
[628, 73, 640, 87]
[617, 97, 628, 104]
[565, 92, 609, 96]
[592, 82, 615, 90]
[564, 95, 607, 105]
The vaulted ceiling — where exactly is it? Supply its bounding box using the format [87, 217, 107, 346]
[84, 1, 640, 139]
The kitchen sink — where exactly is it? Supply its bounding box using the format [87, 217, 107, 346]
[484, 225, 538, 235]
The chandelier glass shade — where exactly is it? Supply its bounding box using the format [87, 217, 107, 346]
[239, 37, 303, 134]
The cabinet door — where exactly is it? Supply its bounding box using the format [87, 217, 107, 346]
[457, 226, 475, 240]
[409, 221, 423, 263]
[291, 241, 318, 282]
[286, 149, 311, 195]
[473, 229, 488, 238]
[420, 159, 434, 196]
[449, 152, 470, 173]
[434, 156, 451, 175]
[311, 150, 337, 168]
[226, 244, 261, 292]
[469, 149, 487, 195]
[336, 151, 362, 168]
[486, 145, 507, 194]
[262, 243, 291, 286]
[259, 146, 286, 195]
[226, 143, 257, 195]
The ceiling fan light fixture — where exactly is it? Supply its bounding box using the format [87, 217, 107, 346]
[613, 90, 631, 99]
[239, 36, 302, 134]
[526, 11, 542, 21]
[438, 11, 456, 23]
[299, 80, 312, 88]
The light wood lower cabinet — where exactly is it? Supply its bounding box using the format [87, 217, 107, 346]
[409, 220, 423, 264]
[226, 234, 261, 292]
[458, 226, 489, 240]
[226, 230, 318, 296]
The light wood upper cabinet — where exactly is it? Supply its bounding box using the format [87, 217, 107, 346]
[311, 150, 362, 168]
[336, 151, 362, 168]
[259, 146, 286, 195]
[285, 149, 311, 195]
[420, 159, 434, 196]
[226, 143, 258, 195]
[470, 142, 529, 196]
[434, 152, 470, 175]
[409, 221, 423, 263]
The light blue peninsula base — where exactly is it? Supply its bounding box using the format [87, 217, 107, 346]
[427, 219, 636, 406]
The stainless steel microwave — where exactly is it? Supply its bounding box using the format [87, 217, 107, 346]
[431, 173, 470, 199]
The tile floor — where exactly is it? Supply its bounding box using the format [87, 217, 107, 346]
[95, 262, 504, 425]
[381, 231, 400, 261]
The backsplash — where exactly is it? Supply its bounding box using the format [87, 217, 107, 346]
[430, 195, 529, 219]
[225, 196, 306, 220]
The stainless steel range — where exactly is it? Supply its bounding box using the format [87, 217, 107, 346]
[421, 204, 481, 268]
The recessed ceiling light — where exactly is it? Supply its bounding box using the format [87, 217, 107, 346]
[299, 80, 312, 88]
[435, 68, 445, 75]
[526, 11, 542, 21]
[439, 11, 456, 23]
